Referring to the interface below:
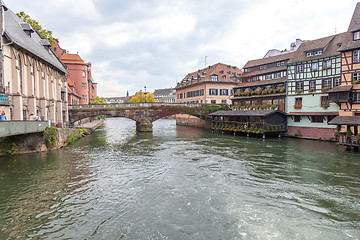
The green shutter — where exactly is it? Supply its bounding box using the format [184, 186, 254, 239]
[209, 89, 212, 95]
[216, 89, 218, 95]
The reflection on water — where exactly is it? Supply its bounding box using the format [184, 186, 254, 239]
[0, 118, 359, 239]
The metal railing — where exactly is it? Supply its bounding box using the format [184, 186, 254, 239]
[0, 121, 49, 137]
[338, 135, 360, 146]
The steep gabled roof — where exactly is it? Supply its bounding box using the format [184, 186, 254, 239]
[60, 53, 85, 64]
[288, 33, 346, 64]
[338, 3, 360, 52]
[243, 51, 295, 69]
[3, 8, 67, 73]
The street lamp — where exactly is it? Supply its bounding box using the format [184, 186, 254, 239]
[144, 86, 147, 103]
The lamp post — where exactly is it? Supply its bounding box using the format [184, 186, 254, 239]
[144, 86, 147, 103]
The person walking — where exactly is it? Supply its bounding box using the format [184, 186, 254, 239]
[0, 111, 7, 121]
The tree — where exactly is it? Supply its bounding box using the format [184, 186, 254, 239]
[129, 91, 156, 103]
[90, 96, 106, 104]
[16, 11, 56, 45]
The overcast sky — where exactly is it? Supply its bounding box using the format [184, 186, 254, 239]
[5, 0, 360, 97]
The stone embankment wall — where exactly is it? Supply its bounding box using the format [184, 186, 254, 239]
[0, 119, 104, 156]
[176, 114, 207, 128]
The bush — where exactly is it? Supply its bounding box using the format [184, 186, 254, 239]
[43, 127, 58, 149]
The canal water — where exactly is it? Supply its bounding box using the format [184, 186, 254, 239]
[0, 118, 359, 240]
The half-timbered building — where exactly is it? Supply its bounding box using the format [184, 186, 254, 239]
[285, 33, 346, 140]
[328, 3, 360, 148]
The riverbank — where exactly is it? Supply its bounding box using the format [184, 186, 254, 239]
[0, 119, 104, 156]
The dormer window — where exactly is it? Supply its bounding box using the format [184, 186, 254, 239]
[306, 52, 313, 57]
[244, 68, 250, 73]
[353, 50, 360, 63]
[314, 50, 323, 55]
[211, 75, 218, 81]
[354, 31, 360, 40]
[260, 65, 267, 70]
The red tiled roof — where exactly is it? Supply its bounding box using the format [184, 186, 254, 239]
[60, 53, 85, 64]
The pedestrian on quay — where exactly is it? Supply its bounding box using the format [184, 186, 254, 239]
[0, 111, 7, 121]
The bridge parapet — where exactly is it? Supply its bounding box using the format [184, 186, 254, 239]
[68, 102, 201, 110]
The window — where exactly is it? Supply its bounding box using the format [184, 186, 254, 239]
[311, 63, 319, 71]
[353, 93, 360, 103]
[276, 62, 280, 66]
[223, 75, 226, 80]
[82, 95, 87, 101]
[321, 96, 329, 107]
[209, 89, 218, 95]
[82, 82, 87, 89]
[211, 100, 216, 104]
[244, 68, 250, 73]
[82, 71, 86, 78]
[296, 65, 304, 73]
[306, 52, 313, 57]
[294, 116, 301, 122]
[309, 80, 316, 91]
[220, 89, 229, 96]
[221, 100, 226, 104]
[200, 89, 204, 96]
[322, 79, 332, 89]
[354, 31, 360, 40]
[353, 50, 360, 63]
[274, 72, 281, 79]
[260, 65, 267, 70]
[281, 61, 285, 66]
[333, 77, 341, 87]
[211, 75, 218, 81]
[311, 116, 324, 123]
[295, 81, 303, 90]
[265, 74, 272, 80]
[323, 60, 331, 69]
[353, 72, 360, 82]
[314, 50, 323, 55]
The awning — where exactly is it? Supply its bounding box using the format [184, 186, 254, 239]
[327, 85, 353, 93]
[209, 110, 284, 117]
[287, 112, 338, 116]
[328, 116, 360, 125]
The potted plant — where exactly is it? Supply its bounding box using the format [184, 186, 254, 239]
[279, 87, 285, 93]
[308, 89, 315, 93]
[294, 103, 302, 109]
[295, 89, 303, 94]
[322, 104, 329, 109]
[353, 80, 359, 84]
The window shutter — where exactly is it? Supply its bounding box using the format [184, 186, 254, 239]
[209, 89, 212, 95]
[216, 89, 218, 95]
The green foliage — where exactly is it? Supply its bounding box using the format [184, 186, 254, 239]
[16, 11, 56, 45]
[90, 96, 106, 105]
[346, 129, 353, 137]
[6, 142, 17, 155]
[203, 104, 227, 114]
[43, 127, 58, 149]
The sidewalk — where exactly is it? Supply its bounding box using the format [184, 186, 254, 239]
[76, 119, 104, 131]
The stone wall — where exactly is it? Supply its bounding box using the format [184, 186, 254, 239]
[286, 126, 336, 141]
[176, 114, 207, 128]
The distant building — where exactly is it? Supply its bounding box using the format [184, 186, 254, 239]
[52, 40, 97, 105]
[153, 88, 173, 102]
[0, 3, 68, 123]
[162, 89, 176, 103]
[105, 96, 130, 104]
[59, 53, 97, 105]
[176, 63, 242, 104]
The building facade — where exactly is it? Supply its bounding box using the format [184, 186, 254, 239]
[0, 4, 68, 124]
[52, 41, 97, 105]
[328, 3, 360, 147]
[154, 88, 173, 102]
[285, 34, 345, 140]
[176, 63, 242, 104]
[232, 49, 298, 112]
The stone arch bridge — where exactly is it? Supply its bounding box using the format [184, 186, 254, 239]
[68, 103, 226, 131]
